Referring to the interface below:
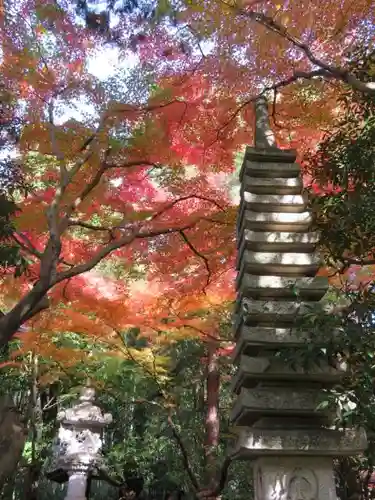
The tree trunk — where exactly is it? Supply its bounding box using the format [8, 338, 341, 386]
[204, 342, 220, 493]
[23, 353, 43, 500]
[0, 395, 27, 490]
[335, 458, 363, 500]
[0, 284, 50, 348]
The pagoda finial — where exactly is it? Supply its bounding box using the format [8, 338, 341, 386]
[254, 96, 277, 149]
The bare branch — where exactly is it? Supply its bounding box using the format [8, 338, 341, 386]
[96, 467, 122, 488]
[105, 160, 161, 170]
[167, 413, 201, 491]
[178, 323, 230, 343]
[57, 191, 225, 284]
[12, 233, 42, 259]
[179, 229, 211, 289]
[62, 159, 161, 227]
[148, 195, 226, 223]
[67, 220, 112, 232]
[340, 257, 375, 267]
[197, 456, 232, 499]
[20, 294, 50, 323]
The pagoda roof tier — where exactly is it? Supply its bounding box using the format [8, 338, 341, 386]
[237, 230, 319, 260]
[236, 252, 321, 279]
[237, 210, 313, 234]
[230, 427, 367, 459]
[235, 275, 328, 301]
[231, 386, 330, 426]
[238, 298, 322, 325]
[240, 160, 301, 179]
[233, 326, 313, 355]
[239, 193, 306, 215]
[241, 176, 302, 195]
[231, 355, 345, 394]
[239, 147, 298, 181]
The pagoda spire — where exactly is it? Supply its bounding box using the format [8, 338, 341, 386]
[254, 96, 277, 149]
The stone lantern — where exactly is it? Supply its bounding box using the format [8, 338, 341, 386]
[47, 387, 112, 500]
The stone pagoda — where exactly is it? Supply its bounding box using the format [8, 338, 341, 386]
[47, 386, 112, 500]
[231, 96, 367, 500]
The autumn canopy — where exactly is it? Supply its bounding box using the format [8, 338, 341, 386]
[0, 0, 375, 498]
[0, 0, 374, 383]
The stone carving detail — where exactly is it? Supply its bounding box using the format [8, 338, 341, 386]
[57, 387, 112, 425]
[254, 463, 264, 500]
[287, 469, 318, 500]
[255, 465, 318, 500]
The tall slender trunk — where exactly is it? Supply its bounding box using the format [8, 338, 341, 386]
[24, 353, 42, 500]
[204, 342, 220, 492]
[0, 395, 26, 491]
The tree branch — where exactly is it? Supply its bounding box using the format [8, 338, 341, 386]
[236, 5, 375, 95]
[178, 323, 230, 343]
[12, 233, 42, 259]
[197, 457, 232, 499]
[167, 413, 200, 491]
[54, 220, 202, 283]
[211, 69, 327, 144]
[96, 467, 122, 488]
[62, 159, 161, 227]
[148, 195, 225, 222]
[67, 220, 113, 232]
[0, 188, 226, 346]
[179, 230, 211, 289]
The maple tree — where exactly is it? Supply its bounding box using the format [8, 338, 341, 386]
[1, 0, 373, 350]
[0, 0, 237, 348]
[0, 3, 239, 492]
[1, 1, 375, 497]
[87, 0, 375, 155]
[0, 57, 28, 275]
[0, 330, 256, 500]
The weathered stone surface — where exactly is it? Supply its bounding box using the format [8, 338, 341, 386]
[242, 161, 301, 179]
[242, 176, 302, 195]
[47, 387, 112, 486]
[245, 146, 297, 162]
[239, 146, 297, 181]
[252, 457, 339, 500]
[231, 100, 366, 470]
[231, 387, 327, 426]
[241, 251, 320, 267]
[254, 97, 278, 149]
[231, 356, 345, 393]
[231, 427, 367, 459]
[238, 251, 321, 278]
[65, 471, 88, 500]
[241, 193, 306, 214]
[238, 230, 319, 256]
[238, 210, 312, 233]
[233, 326, 311, 356]
[239, 298, 319, 325]
[236, 275, 328, 300]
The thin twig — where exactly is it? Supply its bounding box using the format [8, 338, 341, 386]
[208, 69, 327, 148]
[179, 229, 211, 290]
[167, 413, 200, 491]
[234, 3, 375, 95]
